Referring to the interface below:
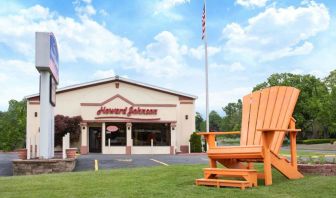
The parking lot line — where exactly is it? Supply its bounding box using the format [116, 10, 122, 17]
[150, 158, 169, 166]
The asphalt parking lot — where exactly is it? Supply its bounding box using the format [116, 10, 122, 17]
[0, 153, 209, 176]
[0, 153, 18, 176]
[74, 153, 208, 171]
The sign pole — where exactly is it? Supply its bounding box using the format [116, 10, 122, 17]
[35, 32, 59, 159]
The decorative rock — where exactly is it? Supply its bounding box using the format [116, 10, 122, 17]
[298, 164, 336, 176]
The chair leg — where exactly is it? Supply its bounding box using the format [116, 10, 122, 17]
[210, 159, 217, 168]
[264, 151, 272, 186]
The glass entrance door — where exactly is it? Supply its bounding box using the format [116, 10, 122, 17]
[89, 127, 102, 153]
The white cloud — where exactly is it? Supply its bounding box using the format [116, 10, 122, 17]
[145, 31, 184, 59]
[93, 69, 115, 79]
[196, 87, 252, 113]
[222, 1, 330, 62]
[0, 73, 8, 82]
[0, 4, 202, 79]
[73, 0, 96, 17]
[189, 45, 221, 60]
[0, 59, 38, 110]
[155, 0, 190, 12]
[153, 0, 190, 21]
[98, 9, 108, 16]
[0, 3, 206, 110]
[236, 0, 269, 8]
[210, 62, 245, 72]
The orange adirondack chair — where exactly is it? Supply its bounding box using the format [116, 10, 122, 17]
[196, 86, 304, 189]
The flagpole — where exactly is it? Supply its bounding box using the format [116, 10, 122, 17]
[203, 0, 209, 133]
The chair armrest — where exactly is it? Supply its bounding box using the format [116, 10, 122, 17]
[257, 128, 301, 133]
[197, 131, 240, 136]
[196, 131, 240, 149]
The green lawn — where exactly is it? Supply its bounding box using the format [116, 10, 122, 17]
[0, 164, 335, 198]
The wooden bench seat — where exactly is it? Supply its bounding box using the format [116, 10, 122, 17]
[195, 178, 251, 190]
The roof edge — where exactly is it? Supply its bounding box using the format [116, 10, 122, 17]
[25, 76, 198, 100]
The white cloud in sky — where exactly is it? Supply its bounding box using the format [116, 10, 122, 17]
[189, 45, 221, 60]
[236, 0, 269, 8]
[222, 1, 330, 62]
[0, 59, 38, 109]
[73, 0, 96, 17]
[0, 4, 200, 79]
[145, 31, 187, 59]
[0, 3, 205, 110]
[155, 0, 190, 12]
[153, 0, 190, 21]
[93, 69, 116, 79]
[210, 62, 246, 72]
[196, 86, 252, 114]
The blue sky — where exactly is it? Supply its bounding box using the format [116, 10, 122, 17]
[0, 0, 335, 116]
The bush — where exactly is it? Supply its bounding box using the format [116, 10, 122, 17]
[297, 139, 336, 144]
[189, 132, 202, 153]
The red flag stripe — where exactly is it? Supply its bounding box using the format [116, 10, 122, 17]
[202, 4, 206, 40]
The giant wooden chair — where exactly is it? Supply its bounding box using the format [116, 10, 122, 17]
[196, 86, 304, 189]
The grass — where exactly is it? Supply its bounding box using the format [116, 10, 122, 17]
[280, 150, 327, 157]
[1, 164, 336, 198]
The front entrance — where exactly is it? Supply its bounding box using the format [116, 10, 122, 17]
[89, 127, 102, 153]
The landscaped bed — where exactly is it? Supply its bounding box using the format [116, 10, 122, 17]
[0, 164, 335, 198]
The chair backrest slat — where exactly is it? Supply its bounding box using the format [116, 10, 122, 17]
[240, 94, 252, 146]
[239, 86, 300, 154]
[246, 91, 261, 145]
[253, 88, 270, 145]
[272, 87, 300, 154]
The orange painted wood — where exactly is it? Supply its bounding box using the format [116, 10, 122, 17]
[273, 88, 300, 154]
[262, 87, 279, 135]
[289, 119, 298, 168]
[257, 129, 301, 132]
[203, 168, 258, 187]
[261, 130, 275, 186]
[195, 178, 250, 189]
[269, 87, 287, 152]
[253, 88, 270, 145]
[240, 94, 251, 146]
[270, 151, 303, 179]
[247, 91, 261, 145]
[197, 86, 303, 188]
[197, 131, 240, 135]
[271, 87, 293, 150]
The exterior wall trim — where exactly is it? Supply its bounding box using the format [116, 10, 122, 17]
[95, 116, 161, 121]
[83, 119, 177, 123]
[80, 94, 177, 107]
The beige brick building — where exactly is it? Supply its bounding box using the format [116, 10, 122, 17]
[26, 76, 196, 156]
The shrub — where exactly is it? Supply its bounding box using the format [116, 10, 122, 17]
[189, 132, 202, 153]
[55, 115, 82, 146]
[297, 139, 336, 144]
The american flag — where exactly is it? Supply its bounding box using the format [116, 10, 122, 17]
[202, 3, 206, 40]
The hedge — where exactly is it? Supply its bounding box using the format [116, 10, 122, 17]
[189, 132, 202, 152]
[297, 139, 336, 144]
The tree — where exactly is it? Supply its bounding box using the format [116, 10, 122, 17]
[209, 110, 222, 131]
[195, 112, 204, 132]
[322, 69, 336, 136]
[253, 73, 329, 139]
[221, 99, 242, 131]
[54, 115, 82, 147]
[0, 99, 26, 151]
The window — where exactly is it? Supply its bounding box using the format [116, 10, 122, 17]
[132, 123, 170, 146]
[105, 123, 126, 146]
